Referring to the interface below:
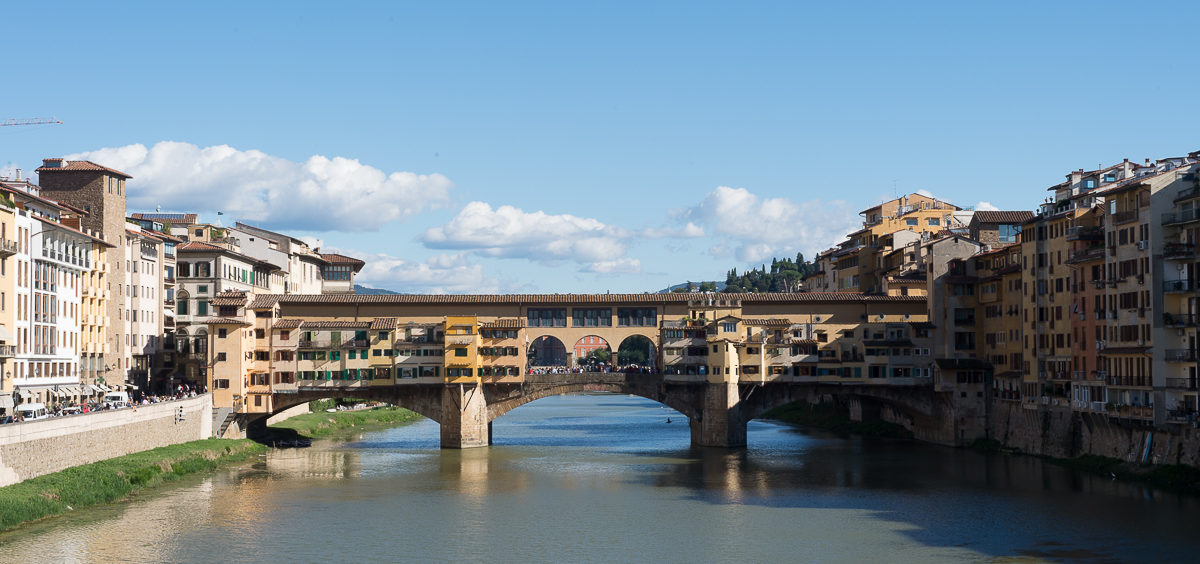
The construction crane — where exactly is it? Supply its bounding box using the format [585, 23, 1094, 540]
[1, 117, 62, 127]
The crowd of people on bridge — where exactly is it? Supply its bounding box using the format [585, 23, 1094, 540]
[526, 364, 658, 375]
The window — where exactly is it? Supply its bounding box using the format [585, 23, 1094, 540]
[378, 331, 388, 341]
[177, 301, 188, 315]
[195, 229, 203, 238]
[998, 224, 1021, 244]
[215, 352, 227, 362]
[197, 300, 208, 316]
[454, 348, 468, 357]
[218, 328, 227, 338]
[927, 217, 940, 226]
[906, 218, 918, 226]
[527, 308, 567, 327]
[198, 285, 208, 294]
[722, 322, 737, 332]
[280, 330, 290, 340]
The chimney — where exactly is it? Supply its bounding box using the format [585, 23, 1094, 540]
[1145, 158, 1151, 165]
[14, 168, 20, 181]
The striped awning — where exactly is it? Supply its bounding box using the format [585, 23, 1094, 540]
[0, 395, 14, 409]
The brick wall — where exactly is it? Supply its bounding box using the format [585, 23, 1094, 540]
[0, 394, 212, 486]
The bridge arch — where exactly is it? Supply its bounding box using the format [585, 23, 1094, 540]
[616, 334, 656, 370]
[528, 335, 568, 367]
[573, 335, 612, 369]
[484, 382, 699, 423]
[268, 386, 446, 424]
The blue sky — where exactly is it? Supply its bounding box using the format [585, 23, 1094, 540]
[3, 1, 1198, 293]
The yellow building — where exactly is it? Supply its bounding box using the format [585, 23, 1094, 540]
[443, 315, 481, 384]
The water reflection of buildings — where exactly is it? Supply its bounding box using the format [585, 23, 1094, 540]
[266, 448, 363, 480]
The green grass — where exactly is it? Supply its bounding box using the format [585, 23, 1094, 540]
[268, 406, 424, 439]
[761, 401, 913, 440]
[0, 439, 265, 532]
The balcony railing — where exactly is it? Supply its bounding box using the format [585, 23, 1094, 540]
[1164, 377, 1198, 390]
[0, 237, 19, 258]
[1111, 210, 1138, 225]
[1175, 185, 1200, 202]
[1164, 313, 1200, 327]
[1163, 209, 1200, 226]
[1065, 226, 1104, 241]
[1163, 279, 1195, 293]
[1164, 242, 1197, 260]
[1164, 349, 1199, 362]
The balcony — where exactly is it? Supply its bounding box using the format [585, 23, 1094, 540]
[1111, 210, 1138, 225]
[0, 237, 18, 258]
[445, 334, 476, 346]
[1175, 185, 1200, 203]
[1163, 279, 1194, 293]
[1164, 242, 1197, 260]
[1163, 209, 1200, 226]
[1065, 226, 1104, 241]
[340, 338, 369, 348]
[1164, 349, 1199, 362]
[1067, 247, 1105, 263]
[1164, 313, 1200, 327]
[1165, 377, 1197, 390]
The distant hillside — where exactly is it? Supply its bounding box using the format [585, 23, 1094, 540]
[658, 281, 725, 294]
[354, 284, 403, 295]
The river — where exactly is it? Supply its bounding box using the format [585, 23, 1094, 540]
[3, 394, 1199, 562]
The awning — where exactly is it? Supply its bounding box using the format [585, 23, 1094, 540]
[98, 384, 111, 392]
[0, 395, 13, 409]
[65, 387, 79, 396]
[126, 383, 139, 390]
[0, 324, 12, 342]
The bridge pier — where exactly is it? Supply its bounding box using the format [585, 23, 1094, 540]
[692, 382, 747, 448]
[440, 384, 490, 449]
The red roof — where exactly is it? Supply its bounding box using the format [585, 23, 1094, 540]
[36, 159, 131, 179]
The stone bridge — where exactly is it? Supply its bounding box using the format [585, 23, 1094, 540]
[257, 373, 961, 448]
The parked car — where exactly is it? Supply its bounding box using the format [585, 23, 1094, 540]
[17, 403, 50, 421]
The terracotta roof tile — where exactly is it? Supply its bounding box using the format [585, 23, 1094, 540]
[370, 318, 398, 330]
[481, 318, 526, 329]
[299, 320, 371, 329]
[177, 241, 225, 252]
[211, 290, 248, 307]
[36, 159, 131, 178]
[205, 317, 250, 326]
[273, 318, 304, 329]
[744, 318, 792, 327]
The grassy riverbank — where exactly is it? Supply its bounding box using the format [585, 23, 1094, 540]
[0, 439, 264, 532]
[762, 401, 913, 439]
[268, 405, 424, 439]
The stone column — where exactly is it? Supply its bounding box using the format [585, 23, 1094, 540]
[691, 382, 747, 447]
[440, 384, 489, 449]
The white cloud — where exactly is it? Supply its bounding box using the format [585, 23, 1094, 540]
[334, 249, 499, 294]
[975, 201, 1000, 211]
[639, 222, 705, 239]
[422, 202, 645, 273]
[916, 189, 935, 198]
[586, 258, 642, 274]
[682, 186, 861, 263]
[66, 141, 452, 231]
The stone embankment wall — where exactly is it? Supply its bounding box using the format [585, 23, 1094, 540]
[0, 394, 213, 486]
[989, 401, 1200, 467]
[265, 402, 311, 426]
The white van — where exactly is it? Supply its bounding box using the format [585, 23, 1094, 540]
[104, 391, 131, 408]
[17, 403, 50, 421]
